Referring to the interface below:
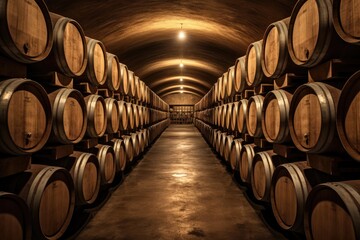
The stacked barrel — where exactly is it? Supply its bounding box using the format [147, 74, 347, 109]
[0, 1, 169, 239]
[195, 0, 360, 239]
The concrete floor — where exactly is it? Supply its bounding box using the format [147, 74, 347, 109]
[77, 125, 281, 240]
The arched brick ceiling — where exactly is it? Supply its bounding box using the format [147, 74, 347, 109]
[45, 0, 296, 98]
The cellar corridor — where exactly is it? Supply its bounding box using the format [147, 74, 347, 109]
[77, 125, 280, 240]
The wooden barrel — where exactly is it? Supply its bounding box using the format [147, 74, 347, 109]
[95, 144, 116, 186]
[230, 138, 243, 171]
[239, 144, 255, 183]
[119, 63, 130, 95]
[261, 17, 304, 78]
[128, 71, 136, 97]
[48, 88, 87, 144]
[83, 37, 107, 86]
[111, 139, 127, 172]
[70, 152, 100, 205]
[139, 80, 146, 103]
[105, 98, 120, 134]
[218, 77, 223, 101]
[333, 0, 360, 45]
[251, 150, 285, 202]
[226, 66, 236, 97]
[246, 95, 264, 137]
[105, 53, 120, 91]
[132, 104, 139, 128]
[137, 131, 145, 153]
[126, 102, 135, 130]
[234, 56, 247, 92]
[245, 40, 270, 87]
[219, 132, 228, 157]
[262, 89, 292, 143]
[214, 82, 218, 103]
[0, 192, 31, 240]
[138, 105, 144, 127]
[337, 71, 360, 161]
[236, 99, 248, 133]
[215, 106, 221, 126]
[305, 180, 360, 240]
[212, 130, 219, 148]
[134, 76, 141, 100]
[0, 78, 52, 155]
[289, 82, 342, 153]
[84, 94, 107, 138]
[230, 102, 238, 131]
[225, 102, 233, 130]
[122, 135, 134, 163]
[220, 104, 228, 128]
[0, 0, 53, 63]
[118, 100, 128, 130]
[0, 165, 75, 239]
[131, 132, 140, 157]
[223, 135, 234, 162]
[215, 131, 222, 153]
[220, 72, 228, 99]
[288, 0, 354, 67]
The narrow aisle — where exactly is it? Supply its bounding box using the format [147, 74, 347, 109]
[77, 125, 280, 240]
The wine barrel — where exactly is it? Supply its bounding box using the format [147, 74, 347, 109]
[126, 102, 135, 130]
[132, 104, 139, 128]
[225, 102, 233, 130]
[137, 131, 145, 153]
[29, 13, 87, 77]
[217, 106, 222, 127]
[251, 150, 285, 202]
[261, 17, 304, 78]
[305, 180, 360, 240]
[0, 0, 53, 63]
[288, 0, 356, 67]
[236, 99, 248, 133]
[122, 135, 134, 163]
[212, 130, 219, 148]
[105, 53, 120, 91]
[135, 76, 141, 100]
[70, 152, 100, 205]
[0, 165, 75, 240]
[139, 81, 146, 103]
[118, 100, 128, 130]
[245, 40, 271, 87]
[262, 89, 292, 143]
[229, 138, 243, 171]
[131, 132, 140, 157]
[220, 104, 228, 128]
[0, 192, 31, 240]
[289, 82, 342, 153]
[246, 95, 264, 137]
[223, 135, 234, 162]
[138, 105, 144, 127]
[111, 139, 127, 172]
[219, 132, 227, 157]
[82, 37, 107, 86]
[214, 82, 218, 103]
[128, 71, 136, 97]
[105, 98, 120, 134]
[337, 71, 360, 161]
[239, 144, 255, 183]
[48, 88, 87, 144]
[0, 79, 52, 155]
[214, 131, 222, 152]
[234, 56, 247, 92]
[95, 144, 116, 186]
[333, 0, 360, 45]
[220, 72, 228, 100]
[218, 77, 223, 101]
[119, 63, 130, 95]
[84, 94, 107, 138]
[226, 66, 236, 97]
[230, 102, 238, 131]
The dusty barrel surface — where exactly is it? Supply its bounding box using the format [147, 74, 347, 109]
[337, 70, 360, 161]
[0, 0, 53, 63]
[0, 192, 31, 240]
[289, 82, 342, 153]
[84, 94, 107, 138]
[305, 180, 360, 240]
[246, 95, 264, 137]
[48, 88, 87, 144]
[262, 89, 292, 143]
[333, 0, 360, 45]
[239, 144, 256, 183]
[0, 78, 52, 155]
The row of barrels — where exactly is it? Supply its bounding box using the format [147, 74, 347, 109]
[0, 127, 159, 240]
[199, 0, 360, 105]
[197, 69, 360, 161]
[0, 78, 169, 156]
[195, 119, 360, 240]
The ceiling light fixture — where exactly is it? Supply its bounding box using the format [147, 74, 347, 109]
[180, 86, 183, 89]
[178, 23, 186, 40]
[180, 78, 183, 82]
[180, 91, 184, 94]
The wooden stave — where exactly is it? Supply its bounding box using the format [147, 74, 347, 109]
[337, 70, 360, 161]
[0, 78, 52, 155]
[105, 53, 121, 91]
[96, 144, 116, 186]
[237, 99, 248, 133]
[104, 98, 120, 134]
[49, 88, 87, 144]
[0, 191, 31, 240]
[84, 37, 108, 86]
[0, 0, 53, 63]
[304, 180, 360, 240]
[84, 94, 107, 138]
[262, 89, 292, 143]
[239, 144, 255, 183]
[246, 95, 264, 137]
[289, 82, 341, 153]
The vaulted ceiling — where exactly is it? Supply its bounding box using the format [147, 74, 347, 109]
[45, 0, 296, 98]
